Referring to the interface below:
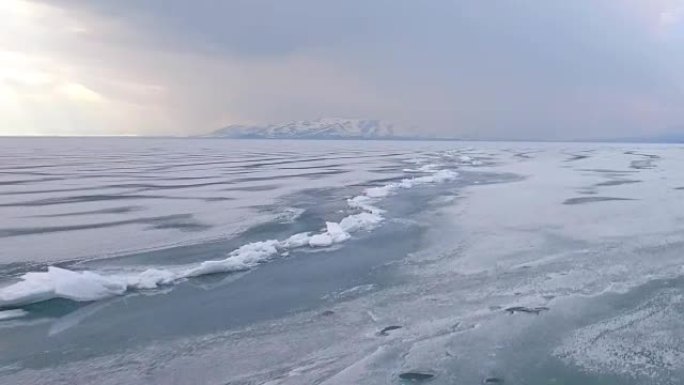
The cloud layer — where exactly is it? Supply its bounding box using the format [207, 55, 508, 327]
[1, 0, 683, 139]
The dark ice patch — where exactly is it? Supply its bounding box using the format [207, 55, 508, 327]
[31, 206, 142, 217]
[563, 197, 635, 205]
[222, 184, 281, 192]
[399, 371, 435, 382]
[505, 306, 549, 315]
[0, 194, 230, 207]
[625, 151, 660, 159]
[203, 197, 233, 202]
[625, 151, 659, 170]
[564, 154, 590, 162]
[150, 215, 212, 231]
[576, 188, 597, 195]
[277, 163, 345, 170]
[0, 177, 64, 186]
[630, 160, 654, 170]
[513, 152, 535, 159]
[594, 179, 641, 187]
[579, 169, 638, 175]
[0, 214, 210, 238]
[230, 169, 347, 184]
[104, 180, 232, 191]
[377, 325, 402, 336]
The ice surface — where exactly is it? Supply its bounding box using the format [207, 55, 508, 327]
[0, 154, 460, 308]
[275, 207, 306, 223]
[0, 138, 452, 264]
[5, 140, 684, 384]
[555, 292, 684, 379]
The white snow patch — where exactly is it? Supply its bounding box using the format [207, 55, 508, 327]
[184, 240, 280, 277]
[280, 232, 313, 249]
[309, 222, 351, 247]
[364, 186, 394, 198]
[308, 234, 334, 247]
[0, 309, 28, 321]
[0, 267, 126, 308]
[347, 196, 383, 214]
[126, 269, 177, 290]
[339, 212, 383, 233]
[360, 168, 458, 201]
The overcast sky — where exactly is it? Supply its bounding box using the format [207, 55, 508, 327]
[1, 0, 683, 139]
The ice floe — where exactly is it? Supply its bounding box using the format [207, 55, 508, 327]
[0, 267, 126, 307]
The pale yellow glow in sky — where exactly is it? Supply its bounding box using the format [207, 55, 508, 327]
[0, 0, 246, 136]
[0, 1, 104, 135]
[0, 0, 155, 136]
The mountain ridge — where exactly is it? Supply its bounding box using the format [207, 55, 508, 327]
[209, 118, 414, 140]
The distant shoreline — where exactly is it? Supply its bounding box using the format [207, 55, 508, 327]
[1, 135, 683, 144]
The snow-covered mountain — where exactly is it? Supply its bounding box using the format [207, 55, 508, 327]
[210, 118, 402, 140]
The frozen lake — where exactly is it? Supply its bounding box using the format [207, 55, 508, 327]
[1, 138, 684, 384]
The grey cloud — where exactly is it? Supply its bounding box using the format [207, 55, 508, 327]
[29, 0, 684, 139]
